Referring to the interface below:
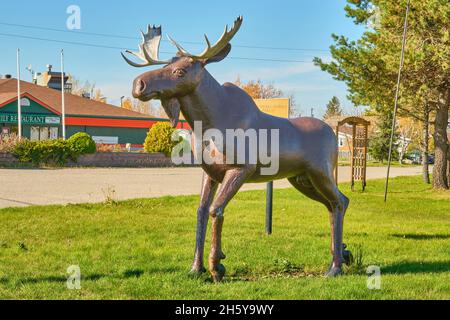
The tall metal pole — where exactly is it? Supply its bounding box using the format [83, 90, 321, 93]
[384, 0, 410, 202]
[61, 49, 66, 140]
[16, 49, 22, 139]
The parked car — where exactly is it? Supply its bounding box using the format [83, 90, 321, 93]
[405, 151, 434, 165]
[405, 151, 421, 164]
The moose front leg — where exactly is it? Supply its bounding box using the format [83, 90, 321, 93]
[191, 173, 218, 275]
[208, 166, 256, 282]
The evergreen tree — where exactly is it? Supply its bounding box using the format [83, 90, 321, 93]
[323, 96, 343, 120]
[314, 0, 449, 189]
[369, 112, 399, 163]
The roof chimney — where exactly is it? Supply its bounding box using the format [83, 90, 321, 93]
[46, 64, 53, 72]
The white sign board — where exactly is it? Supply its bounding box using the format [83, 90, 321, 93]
[45, 116, 61, 124]
[92, 136, 119, 145]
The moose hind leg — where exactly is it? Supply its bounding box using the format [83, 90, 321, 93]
[307, 170, 350, 277]
[288, 175, 332, 212]
[288, 175, 335, 256]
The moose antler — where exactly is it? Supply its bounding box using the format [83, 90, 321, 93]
[168, 16, 243, 60]
[122, 25, 171, 67]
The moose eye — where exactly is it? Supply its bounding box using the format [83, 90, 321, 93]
[173, 68, 186, 77]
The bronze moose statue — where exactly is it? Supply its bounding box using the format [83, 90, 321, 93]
[123, 16, 352, 282]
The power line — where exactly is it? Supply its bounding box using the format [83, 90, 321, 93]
[0, 32, 129, 50]
[0, 21, 329, 53]
[0, 32, 313, 63]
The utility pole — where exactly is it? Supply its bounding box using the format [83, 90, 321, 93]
[61, 49, 66, 140]
[16, 49, 22, 139]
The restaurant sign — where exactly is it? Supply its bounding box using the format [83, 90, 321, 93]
[0, 113, 61, 125]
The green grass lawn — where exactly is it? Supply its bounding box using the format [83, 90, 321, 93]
[0, 175, 449, 300]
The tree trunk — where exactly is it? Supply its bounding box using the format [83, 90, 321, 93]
[447, 157, 450, 186]
[432, 91, 449, 190]
[422, 106, 430, 184]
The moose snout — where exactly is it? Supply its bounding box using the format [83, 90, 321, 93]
[132, 78, 147, 99]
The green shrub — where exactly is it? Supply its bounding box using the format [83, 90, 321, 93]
[11, 139, 37, 163]
[11, 133, 96, 167]
[144, 122, 178, 156]
[11, 133, 97, 167]
[68, 132, 96, 155]
[12, 138, 77, 166]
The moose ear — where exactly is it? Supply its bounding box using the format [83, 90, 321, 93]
[202, 44, 232, 66]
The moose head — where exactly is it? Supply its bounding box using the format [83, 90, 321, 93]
[122, 17, 243, 127]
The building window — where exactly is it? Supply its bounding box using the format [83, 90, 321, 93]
[30, 126, 39, 141]
[1, 125, 18, 136]
[30, 126, 58, 141]
[1, 127, 9, 134]
[50, 127, 58, 140]
[39, 127, 49, 141]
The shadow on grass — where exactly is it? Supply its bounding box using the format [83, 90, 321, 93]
[5, 268, 147, 286]
[3, 265, 188, 286]
[122, 269, 144, 278]
[383, 261, 450, 274]
[391, 233, 450, 240]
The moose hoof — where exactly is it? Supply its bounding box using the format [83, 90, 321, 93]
[342, 243, 353, 266]
[325, 266, 343, 277]
[343, 249, 353, 266]
[211, 264, 226, 283]
[189, 266, 207, 278]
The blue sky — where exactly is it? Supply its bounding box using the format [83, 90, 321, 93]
[0, 0, 365, 117]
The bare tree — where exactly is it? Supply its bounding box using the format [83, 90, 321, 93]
[68, 75, 105, 101]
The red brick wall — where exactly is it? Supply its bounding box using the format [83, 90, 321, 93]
[68, 152, 175, 168]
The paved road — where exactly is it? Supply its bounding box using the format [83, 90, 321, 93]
[0, 166, 422, 208]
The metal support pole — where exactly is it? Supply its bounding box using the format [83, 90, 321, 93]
[384, 0, 410, 202]
[335, 124, 340, 185]
[265, 181, 273, 235]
